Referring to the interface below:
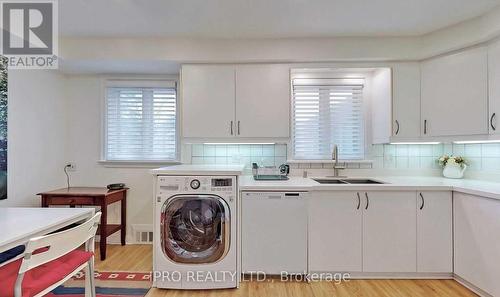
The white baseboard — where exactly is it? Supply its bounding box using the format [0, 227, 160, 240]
[454, 275, 493, 297]
[308, 271, 453, 280]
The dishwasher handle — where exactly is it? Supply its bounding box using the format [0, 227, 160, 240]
[244, 192, 306, 199]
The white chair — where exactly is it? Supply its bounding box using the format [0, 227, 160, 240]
[0, 212, 101, 297]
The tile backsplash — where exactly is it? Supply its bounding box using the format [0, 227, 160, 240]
[371, 143, 500, 172]
[188, 144, 288, 170]
[185, 143, 500, 173]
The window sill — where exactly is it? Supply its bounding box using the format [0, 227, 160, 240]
[98, 160, 181, 168]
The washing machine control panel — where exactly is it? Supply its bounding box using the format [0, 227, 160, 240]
[157, 176, 235, 193]
[171, 177, 234, 193]
[157, 176, 236, 205]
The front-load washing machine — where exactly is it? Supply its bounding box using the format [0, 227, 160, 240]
[153, 175, 238, 289]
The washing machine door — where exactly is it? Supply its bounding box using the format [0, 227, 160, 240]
[161, 194, 231, 264]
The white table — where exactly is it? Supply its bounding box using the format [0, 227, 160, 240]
[0, 207, 94, 253]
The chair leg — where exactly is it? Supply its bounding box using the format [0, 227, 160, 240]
[89, 256, 96, 297]
[84, 257, 96, 297]
[84, 263, 91, 297]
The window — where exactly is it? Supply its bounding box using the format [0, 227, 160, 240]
[292, 78, 364, 160]
[104, 80, 178, 162]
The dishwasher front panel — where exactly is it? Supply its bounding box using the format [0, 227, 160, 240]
[241, 191, 308, 275]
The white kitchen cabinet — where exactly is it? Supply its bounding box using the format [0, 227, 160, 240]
[182, 64, 290, 139]
[488, 40, 500, 135]
[454, 192, 500, 296]
[181, 65, 236, 138]
[241, 192, 307, 274]
[309, 191, 362, 272]
[362, 191, 417, 273]
[371, 68, 393, 144]
[416, 191, 452, 273]
[421, 47, 488, 137]
[235, 65, 290, 138]
[392, 63, 421, 139]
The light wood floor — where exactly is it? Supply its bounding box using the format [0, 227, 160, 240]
[95, 245, 477, 297]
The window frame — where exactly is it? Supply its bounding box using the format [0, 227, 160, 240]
[100, 77, 181, 166]
[289, 70, 370, 161]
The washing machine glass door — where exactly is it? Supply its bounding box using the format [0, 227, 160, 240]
[161, 194, 230, 264]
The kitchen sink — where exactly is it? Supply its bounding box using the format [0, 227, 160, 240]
[312, 179, 349, 184]
[313, 178, 385, 184]
[342, 179, 385, 184]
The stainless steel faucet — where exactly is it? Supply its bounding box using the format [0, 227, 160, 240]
[331, 144, 346, 177]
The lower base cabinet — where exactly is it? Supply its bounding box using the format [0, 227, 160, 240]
[309, 191, 362, 272]
[417, 191, 453, 273]
[362, 191, 417, 273]
[309, 190, 452, 274]
[454, 192, 500, 296]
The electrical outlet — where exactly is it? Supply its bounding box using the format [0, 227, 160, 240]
[66, 163, 76, 171]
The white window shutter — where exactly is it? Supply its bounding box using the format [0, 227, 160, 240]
[292, 79, 364, 160]
[105, 82, 177, 161]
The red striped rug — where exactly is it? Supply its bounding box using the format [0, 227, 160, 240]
[46, 271, 151, 297]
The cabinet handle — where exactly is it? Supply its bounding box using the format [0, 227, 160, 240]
[395, 120, 400, 135]
[419, 192, 425, 210]
[237, 120, 241, 135]
[230, 121, 233, 135]
[365, 192, 369, 210]
[356, 192, 361, 210]
[491, 113, 497, 131]
[424, 120, 427, 135]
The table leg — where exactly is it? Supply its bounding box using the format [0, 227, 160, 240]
[100, 202, 107, 261]
[41, 196, 48, 207]
[121, 191, 127, 246]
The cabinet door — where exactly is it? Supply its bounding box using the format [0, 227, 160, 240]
[181, 65, 235, 138]
[454, 193, 500, 297]
[488, 41, 500, 135]
[371, 68, 393, 144]
[309, 191, 362, 272]
[241, 192, 307, 274]
[421, 47, 488, 137]
[392, 63, 421, 138]
[235, 65, 290, 138]
[416, 191, 452, 273]
[363, 191, 417, 272]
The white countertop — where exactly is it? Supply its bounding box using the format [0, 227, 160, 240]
[239, 175, 319, 191]
[151, 164, 246, 176]
[239, 175, 500, 200]
[0, 207, 94, 253]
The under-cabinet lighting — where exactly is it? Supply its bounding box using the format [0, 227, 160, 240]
[453, 140, 500, 144]
[203, 143, 276, 145]
[390, 142, 441, 145]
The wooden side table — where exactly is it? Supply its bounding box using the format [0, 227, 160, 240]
[38, 187, 128, 260]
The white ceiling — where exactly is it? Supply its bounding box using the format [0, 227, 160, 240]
[59, 0, 500, 38]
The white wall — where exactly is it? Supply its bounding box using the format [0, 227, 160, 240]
[0, 70, 68, 207]
[0, 72, 156, 242]
[64, 76, 161, 242]
[58, 4, 500, 69]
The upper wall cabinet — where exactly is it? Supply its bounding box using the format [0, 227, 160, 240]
[182, 65, 236, 138]
[392, 63, 421, 139]
[488, 41, 500, 135]
[421, 47, 488, 137]
[182, 64, 290, 139]
[371, 68, 393, 144]
[235, 65, 290, 138]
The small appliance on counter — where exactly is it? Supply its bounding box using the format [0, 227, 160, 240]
[252, 163, 290, 180]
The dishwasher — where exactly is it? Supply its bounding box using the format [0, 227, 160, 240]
[241, 191, 308, 275]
